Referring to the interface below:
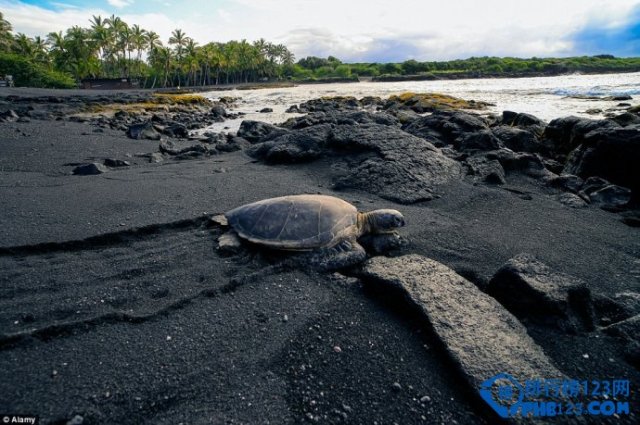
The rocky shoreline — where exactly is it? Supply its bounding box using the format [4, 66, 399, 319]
[0, 88, 639, 424]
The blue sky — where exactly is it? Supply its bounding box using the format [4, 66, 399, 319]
[2, 0, 640, 61]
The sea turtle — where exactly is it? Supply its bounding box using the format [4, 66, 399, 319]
[216, 194, 405, 270]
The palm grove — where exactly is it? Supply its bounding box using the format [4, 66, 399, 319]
[0, 12, 296, 88]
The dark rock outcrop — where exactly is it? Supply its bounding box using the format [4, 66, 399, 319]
[247, 124, 332, 163]
[454, 129, 503, 152]
[359, 255, 564, 399]
[487, 150, 552, 178]
[487, 253, 595, 333]
[563, 126, 640, 195]
[126, 121, 162, 140]
[492, 126, 546, 154]
[465, 156, 506, 185]
[103, 159, 130, 167]
[588, 185, 632, 209]
[249, 121, 462, 204]
[237, 120, 289, 143]
[328, 124, 462, 203]
[72, 163, 109, 175]
[402, 110, 488, 146]
[543, 116, 620, 155]
[0, 109, 20, 122]
[546, 174, 584, 193]
[499, 111, 546, 136]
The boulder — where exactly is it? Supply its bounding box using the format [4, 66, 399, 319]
[402, 110, 488, 146]
[563, 126, 640, 195]
[465, 155, 506, 185]
[605, 94, 632, 101]
[149, 152, 164, 163]
[103, 159, 130, 167]
[588, 185, 632, 209]
[126, 121, 162, 140]
[454, 129, 503, 152]
[159, 140, 216, 156]
[594, 292, 640, 326]
[499, 111, 546, 135]
[329, 124, 462, 203]
[237, 120, 289, 143]
[546, 174, 584, 193]
[215, 136, 250, 153]
[0, 109, 20, 122]
[359, 255, 564, 397]
[487, 253, 595, 333]
[157, 122, 189, 138]
[281, 110, 398, 130]
[487, 150, 552, 178]
[556, 193, 588, 208]
[543, 116, 620, 155]
[259, 107, 273, 113]
[210, 105, 227, 118]
[603, 314, 640, 343]
[611, 112, 640, 127]
[73, 163, 109, 175]
[492, 126, 545, 154]
[247, 124, 332, 163]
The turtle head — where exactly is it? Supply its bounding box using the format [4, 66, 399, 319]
[365, 209, 406, 233]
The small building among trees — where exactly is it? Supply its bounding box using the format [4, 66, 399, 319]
[80, 77, 139, 89]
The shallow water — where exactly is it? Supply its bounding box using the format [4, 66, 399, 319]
[200, 72, 640, 133]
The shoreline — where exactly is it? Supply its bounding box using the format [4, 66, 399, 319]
[2, 68, 640, 94]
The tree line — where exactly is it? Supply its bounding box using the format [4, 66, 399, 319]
[0, 12, 296, 88]
[1, 11, 639, 89]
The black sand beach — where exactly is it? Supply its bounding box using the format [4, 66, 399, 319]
[1, 88, 639, 424]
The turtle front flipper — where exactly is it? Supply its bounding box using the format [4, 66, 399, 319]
[310, 239, 366, 271]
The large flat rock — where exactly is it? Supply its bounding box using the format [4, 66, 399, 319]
[360, 254, 576, 423]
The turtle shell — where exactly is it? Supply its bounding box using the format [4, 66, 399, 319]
[225, 194, 358, 250]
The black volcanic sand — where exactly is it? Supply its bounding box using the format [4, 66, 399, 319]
[1, 90, 639, 425]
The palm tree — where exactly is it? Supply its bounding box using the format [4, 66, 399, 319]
[47, 31, 67, 71]
[146, 31, 162, 52]
[64, 25, 98, 79]
[32, 36, 49, 65]
[169, 29, 190, 85]
[89, 15, 110, 76]
[13, 33, 34, 57]
[0, 11, 13, 52]
[183, 38, 200, 86]
[169, 29, 188, 61]
[154, 46, 173, 87]
[281, 48, 295, 66]
[130, 24, 147, 77]
[106, 15, 129, 76]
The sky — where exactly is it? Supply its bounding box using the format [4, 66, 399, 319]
[1, 0, 639, 62]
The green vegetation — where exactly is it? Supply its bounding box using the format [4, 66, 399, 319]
[388, 92, 488, 111]
[0, 53, 76, 88]
[1, 11, 639, 89]
[368, 55, 640, 80]
[0, 12, 295, 88]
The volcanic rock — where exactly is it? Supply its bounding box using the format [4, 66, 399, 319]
[487, 253, 595, 333]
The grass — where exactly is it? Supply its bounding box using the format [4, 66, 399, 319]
[388, 92, 487, 110]
[82, 93, 212, 115]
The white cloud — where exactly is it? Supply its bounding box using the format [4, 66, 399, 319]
[1, 0, 638, 60]
[217, 9, 232, 23]
[107, 0, 133, 8]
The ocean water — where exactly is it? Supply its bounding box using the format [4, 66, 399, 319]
[201, 72, 640, 133]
